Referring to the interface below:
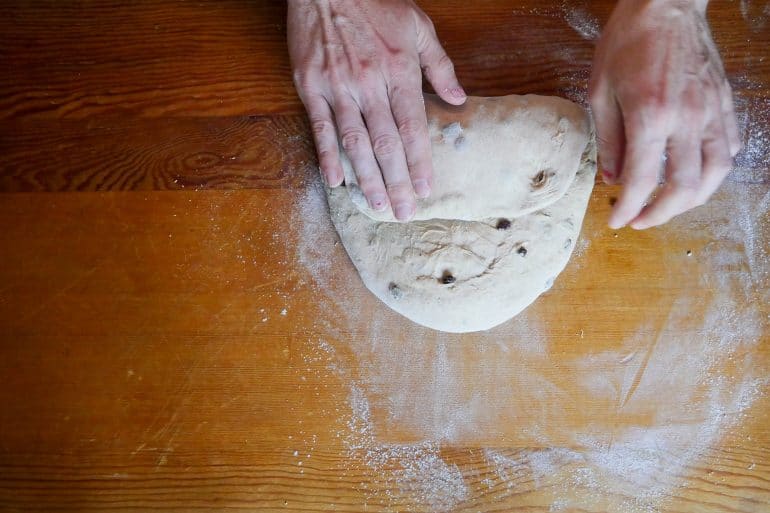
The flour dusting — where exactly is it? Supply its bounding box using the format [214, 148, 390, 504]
[733, 94, 770, 184]
[311, 335, 470, 512]
[563, 6, 601, 40]
[288, 125, 767, 511]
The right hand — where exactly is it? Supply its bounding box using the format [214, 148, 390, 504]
[287, 0, 466, 221]
[588, 0, 741, 230]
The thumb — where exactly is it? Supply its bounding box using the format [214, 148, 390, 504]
[416, 19, 466, 105]
[589, 87, 625, 185]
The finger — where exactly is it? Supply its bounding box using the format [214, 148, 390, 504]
[694, 118, 733, 206]
[416, 19, 466, 105]
[608, 111, 668, 229]
[332, 94, 389, 211]
[304, 94, 344, 187]
[629, 129, 703, 229]
[589, 89, 625, 184]
[360, 91, 416, 221]
[720, 81, 741, 157]
[389, 80, 433, 199]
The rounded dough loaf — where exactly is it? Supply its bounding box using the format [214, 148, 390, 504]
[327, 94, 596, 333]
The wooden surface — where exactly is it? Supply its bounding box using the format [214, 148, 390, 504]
[0, 1, 768, 511]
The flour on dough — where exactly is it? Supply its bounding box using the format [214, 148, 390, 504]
[327, 94, 596, 333]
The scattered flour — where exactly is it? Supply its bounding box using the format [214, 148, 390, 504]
[562, 6, 601, 41]
[511, 2, 601, 42]
[288, 170, 767, 511]
[285, 12, 769, 507]
[303, 335, 469, 512]
[733, 95, 770, 184]
[740, 0, 770, 31]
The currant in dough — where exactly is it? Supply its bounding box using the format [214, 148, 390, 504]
[326, 94, 596, 333]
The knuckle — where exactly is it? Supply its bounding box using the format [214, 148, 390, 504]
[385, 180, 414, 197]
[372, 133, 401, 157]
[389, 55, 410, 75]
[682, 100, 706, 122]
[329, 77, 349, 93]
[324, 52, 347, 74]
[354, 64, 376, 86]
[436, 52, 454, 72]
[310, 118, 333, 138]
[316, 147, 340, 161]
[358, 179, 385, 199]
[639, 104, 670, 132]
[340, 129, 369, 153]
[317, 147, 334, 161]
[396, 117, 425, 144]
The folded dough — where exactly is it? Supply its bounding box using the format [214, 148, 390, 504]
[341, 94, 591, 222]
[327, 94, 596, 333]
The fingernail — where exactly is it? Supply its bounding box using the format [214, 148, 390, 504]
[394, 202, 415, 221]
[602, 168, 615, 184]
[368, 194, 388, 211]
[413, 179, 431, 198]
[451, 87, 466, 99]
[608, 217, 624, 230]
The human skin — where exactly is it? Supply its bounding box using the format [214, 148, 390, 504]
[287, 0, 465, 221]
[288, 0, 740, 228]
[589, 0, 740, 229]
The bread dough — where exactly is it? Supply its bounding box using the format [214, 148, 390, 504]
[327, 94, 596, 333]
[341, 94, 591, 222]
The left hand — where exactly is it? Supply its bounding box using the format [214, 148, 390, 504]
[589, 0, 741, 230]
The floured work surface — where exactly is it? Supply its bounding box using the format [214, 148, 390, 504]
[328, 94, 596, 332]
[0, 1, 769, 512]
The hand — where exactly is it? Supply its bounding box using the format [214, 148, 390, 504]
[589, 0, 741, 230]
[287, 0, 466, 221]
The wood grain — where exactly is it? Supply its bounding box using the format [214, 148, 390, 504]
[0, 1, 767, 121]
[0, 186, 768, 512]
[0, 116, 314, 191]
[0, 1, 768, 512]
[0, 0, 767, 192]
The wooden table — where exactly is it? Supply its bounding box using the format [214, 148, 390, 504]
[1, 1, 768, 511]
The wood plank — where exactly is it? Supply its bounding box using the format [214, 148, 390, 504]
[0, 1, 296, 119]
[0, 183, 768, 511]
[0, 116, 314, 191]
[1, 111, 766, 192]
[0, 1, 767, 120]
[0, 0, 767, 192]
[0, 0, 769, 511]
